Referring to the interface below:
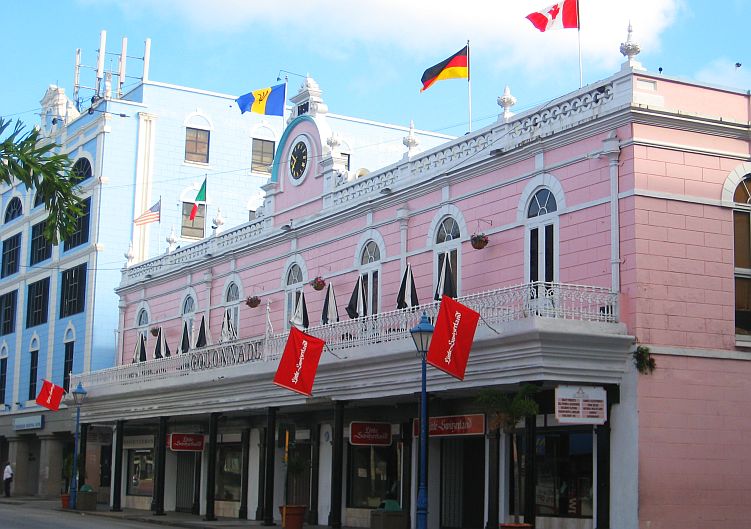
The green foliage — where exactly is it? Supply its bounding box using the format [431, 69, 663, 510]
[476, 384, 540, 433]
[633, 345, 656, 375]
[0, 118, 82, 244]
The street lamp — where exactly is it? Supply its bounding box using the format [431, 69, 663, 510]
[70, 382, 87, 509]
[410, 312, 434, 529]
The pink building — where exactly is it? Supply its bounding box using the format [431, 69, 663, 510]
[75, 38, 751, 529]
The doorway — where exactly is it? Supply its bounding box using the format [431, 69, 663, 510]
[440, 436, 485, 529]
[175, 452, 197, 512]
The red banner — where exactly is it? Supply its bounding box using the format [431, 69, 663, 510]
[273, 327, 325, 396]
[413, 414, 486, 437]
[350, 422, 392, 446]
[168, 433, 205, 451]
[35, 379, 65, 411]
[426, 296, 480, 381]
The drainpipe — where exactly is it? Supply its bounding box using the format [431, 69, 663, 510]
[601, 132, 622, 318]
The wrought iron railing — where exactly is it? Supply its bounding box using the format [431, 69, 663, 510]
[72, 282, 617, 390]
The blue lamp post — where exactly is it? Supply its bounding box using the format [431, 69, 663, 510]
[70, 382, 87, 509]
[410, 312, 434, 529]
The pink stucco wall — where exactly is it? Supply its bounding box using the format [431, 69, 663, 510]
[638, 354, 751, 529]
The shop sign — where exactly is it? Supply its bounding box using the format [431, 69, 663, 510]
[123, 435, 155, 450]
[189, 342, 261, 372]
[13, 414, 44, 431]
[413, 414, 485, 437]
[168, 433, 205, 452]
[555, 385, 607, 425]
[350, 422, 391, 446]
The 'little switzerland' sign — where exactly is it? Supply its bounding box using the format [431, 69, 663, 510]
[168, 433, 205, 452]
[555, 385, 607, 425]
[349, 422, 392, 446]
[426, 296, 480, 381]
[413, 414, 485, 437]
[273, 326, 325, 396]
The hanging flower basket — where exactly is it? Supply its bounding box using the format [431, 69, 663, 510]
[245, 295, 261, 308]
[149, 327, 159, 337]
[310, 276, 326, 291]
[470, 233, 489, 250]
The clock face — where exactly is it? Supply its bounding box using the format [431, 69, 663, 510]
[289, 141, 308, 180]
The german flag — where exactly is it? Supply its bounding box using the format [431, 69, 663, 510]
[420, 45, 469, 92]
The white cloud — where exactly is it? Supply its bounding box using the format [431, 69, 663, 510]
[93, 0, 680, 72]
[695, 59, 751, 92]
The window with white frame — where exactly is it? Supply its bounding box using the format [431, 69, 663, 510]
[137, 308, 149, 340]
[251, 138, 275, 174]
[435, 216, 461, 294]
[360, 241, 381, 315]
[63, 340, 74, 392]
[71, 158, 93, 183]
[181, 202, 205, 239]
[4, 197, 22, 223]
[733, 175, 751, 336]
[526, 188, 558, 283]
[285, 264, 303, 329]
[0, 354, 7, 406]
[185, 127, 210, 163]
[225, 282, 240, 333]
[182, 296, 195, 339]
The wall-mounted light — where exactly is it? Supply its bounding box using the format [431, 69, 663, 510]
[276, 69, 306, 82]
[87, 108, 128, 118]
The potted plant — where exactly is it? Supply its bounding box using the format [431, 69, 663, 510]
[476, 384, 539, 527]
[470, 232, 489, 249]
[149, 326, 159, 337]
[633, 344, 656, 374]
[245, 295, 261, 308]
[279, 453, 308, 529]
[309, 276, 326, 291]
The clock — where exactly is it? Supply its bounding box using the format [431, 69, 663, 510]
[289, 140, 308, 180]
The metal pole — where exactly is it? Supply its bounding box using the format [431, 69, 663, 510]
[71, 405, 81, 509]
[416, 352, 428, 529]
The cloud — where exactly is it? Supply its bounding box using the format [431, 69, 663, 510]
[695, 59, 751, 92]
[91, 0, 680, 72]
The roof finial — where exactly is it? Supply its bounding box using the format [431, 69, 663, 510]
[402, 120, 420, 159]
[497, 85, 517, 123]
[620, 21, 645, 71]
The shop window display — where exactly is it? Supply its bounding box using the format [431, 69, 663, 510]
[127, 449, 154, 496]
[216, 444, 242, 501]
[347, 444, 401, 509]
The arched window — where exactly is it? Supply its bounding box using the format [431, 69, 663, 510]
[360, 241, 381, 315]
[182, 295, 195, 341]
[286, 264, 303, 329]
[137, 308, 149, 326]
[435, 216, 460, 296]
[733, 175, 751, 336]
[526, 188, 559, 283]
[225, 282, 240, 335]
[4, 197, 22, 223]
[72, 158, 93, 183]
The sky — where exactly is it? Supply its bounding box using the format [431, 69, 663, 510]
[2, 0, 749, 137]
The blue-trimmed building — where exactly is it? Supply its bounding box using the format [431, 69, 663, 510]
[0, 36, 453, 499]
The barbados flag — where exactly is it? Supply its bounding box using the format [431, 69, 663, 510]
[236, 83, 286, 116]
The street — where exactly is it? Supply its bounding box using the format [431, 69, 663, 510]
[0, 501, 171, 529]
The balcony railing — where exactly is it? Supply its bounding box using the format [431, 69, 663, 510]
[73, 282, 618, 391]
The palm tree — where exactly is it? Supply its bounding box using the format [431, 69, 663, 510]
[476, 384, 540, 518]
[0, 118, 81, 243]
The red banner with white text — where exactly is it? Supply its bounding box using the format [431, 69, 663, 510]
[35, 379, 65, 411]
[426, 296, 480, 381]
[273, 326, 325, 396]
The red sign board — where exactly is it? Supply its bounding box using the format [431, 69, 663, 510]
[349, 422, 392, 446]
[413, 414, 485, 437]
[168, 433, 205, 452]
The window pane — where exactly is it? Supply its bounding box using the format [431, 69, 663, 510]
[63, 341, 74, 392]
[545, 224, 554, 282]
[216, 444, 242, 501]
[734, 178, 751, 203]
[530, 228, 539, 282]
[735, 277, 751, 334]
[127, 449, 155, 496]
[4, 197, 22, 223]
[252, 138, 275, 174]
[181, 203, 205, 239]
[0, 290, 16, 335]
[734, 211, 751, 268]
[71, 158, 93, 183]
[26, 278, 50, 328]
[28, 350, 38, 401]
[60, 263, 87, 318]
[63, 197, 91, 251]
[30, 221, 52, 265]
[185, 128, 210, 163]
[2, 233, 21, 277]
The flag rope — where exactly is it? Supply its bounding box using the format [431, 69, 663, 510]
[325, 343, 344, 360]
[478, 313, 501, 335]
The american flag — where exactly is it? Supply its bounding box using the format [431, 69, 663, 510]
[134, 199, 161, 226]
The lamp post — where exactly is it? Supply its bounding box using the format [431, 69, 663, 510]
[410, 312, 434, 529]
[70, 382, 87, 509]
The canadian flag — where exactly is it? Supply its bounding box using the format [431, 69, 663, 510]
[426, 296, 480, 381]
[527, 0, 579, 32]
[35, 379, 66, 411]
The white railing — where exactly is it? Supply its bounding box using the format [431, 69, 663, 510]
[73, 282, 617, 390]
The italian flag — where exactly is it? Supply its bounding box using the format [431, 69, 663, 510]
[189, 178, 207, 221]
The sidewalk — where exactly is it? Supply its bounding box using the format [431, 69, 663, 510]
[0, 496, 356, 529]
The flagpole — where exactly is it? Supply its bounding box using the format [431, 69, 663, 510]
[577, 0, 583, 88]
[467, 40, 472, 133]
